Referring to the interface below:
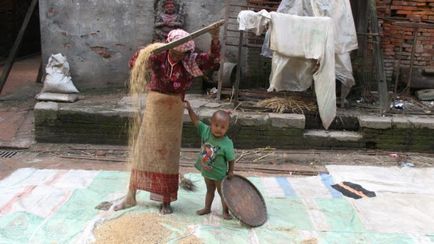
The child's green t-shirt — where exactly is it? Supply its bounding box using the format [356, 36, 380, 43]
[195, 121, 235, 181]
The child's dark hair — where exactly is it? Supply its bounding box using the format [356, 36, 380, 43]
[211, 110, 231, 122]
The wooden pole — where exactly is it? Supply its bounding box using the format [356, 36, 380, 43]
[0, 0, 38, 93]
[405, 24, 419, 94]
[369, 0, 389, 115]
[152, 19, 224, 54]
[233, 31, 244, 105]
[356, 1, 370, 99]
[217, 0, 230, 100]
[36, 60, 43, 83]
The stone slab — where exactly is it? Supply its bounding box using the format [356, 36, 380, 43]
[269, 113, 305, 129]
[32, 93, 434, 152]
[118, 95, 147, 107]
[304, 130, 363, 142]
[36, 92, 79, 103]
[358, 116, 392, 129]
[0, 111, 34, 148]
[236, 113, 269, 126]
[416, 89, 434, 101]
[197, 108, 215, 121]
[0, 111, 27, 141]
[34, 102, 59, 111]
[392, 116, 411, 129]
[408, 117, 434, 129]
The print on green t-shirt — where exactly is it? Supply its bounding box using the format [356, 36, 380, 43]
[195, 121, 235, 181]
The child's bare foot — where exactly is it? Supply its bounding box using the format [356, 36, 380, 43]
[196, 208, 211, 215]
[113, 198, 136, 211]
[223, 212, 233, 220]
[160, 203, 173, 215]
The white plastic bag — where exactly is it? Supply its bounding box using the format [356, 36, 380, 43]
[41, 53, 79, 94]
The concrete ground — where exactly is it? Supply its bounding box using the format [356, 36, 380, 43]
[1, 143, 434, 243]
[0, 54, 40, 148]
[2, 143, 434, 181]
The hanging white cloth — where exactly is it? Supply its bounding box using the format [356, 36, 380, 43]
[310, 0, 357, 89]
[269, 13, 336, 129]
[262, 0, 358, 89]
[237, 9, 270, 35]
[269, 54, 315, 91]
[336, 52, 355, 88]
[237, 10, 336, 129]
[310, 0, 358, 54]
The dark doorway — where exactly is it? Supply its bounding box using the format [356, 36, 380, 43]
[0, 0, 41, 62]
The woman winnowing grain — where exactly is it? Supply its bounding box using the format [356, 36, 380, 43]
[114, 28, 221, 214]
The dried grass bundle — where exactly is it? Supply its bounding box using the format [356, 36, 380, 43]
[128, 43, 165, 167]
[129, 43, 165, 95]
[257, 96, 317, 114]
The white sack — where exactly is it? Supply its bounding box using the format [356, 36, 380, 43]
[41, 53, 79, 94]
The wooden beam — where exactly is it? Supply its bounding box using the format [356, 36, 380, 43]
[151, 19, 224, 54]
[0, 0, 38, 93]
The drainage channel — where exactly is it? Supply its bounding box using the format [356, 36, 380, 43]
[0, 150, 18, 158]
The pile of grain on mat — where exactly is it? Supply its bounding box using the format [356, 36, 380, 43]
[178, 235, 204, 244]
[94, 213, 170, 243]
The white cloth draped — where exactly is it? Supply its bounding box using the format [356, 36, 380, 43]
[238, 10, 336, 129]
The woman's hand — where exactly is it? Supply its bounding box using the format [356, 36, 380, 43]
[184, 100, 192, 110]
[209, 26, 220, 41]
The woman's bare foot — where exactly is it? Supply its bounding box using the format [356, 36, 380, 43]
[196, 208, 211, 215]
[113, 198, 136, 211]
[160, 203, 173, 214]
[223, 212, 233, 220]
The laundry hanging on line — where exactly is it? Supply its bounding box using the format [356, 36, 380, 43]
[238, 10, 336, 129]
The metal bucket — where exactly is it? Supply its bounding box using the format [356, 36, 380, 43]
[221, 62, 237, 88]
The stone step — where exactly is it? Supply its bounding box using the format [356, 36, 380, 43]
[416, 89, 434, 101]
[302, 130, 365, 149]
[33, 95, 434, 152]
[303, 130, 363, 142]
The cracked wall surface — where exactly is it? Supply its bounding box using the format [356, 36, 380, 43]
[39, 0, 233, 90]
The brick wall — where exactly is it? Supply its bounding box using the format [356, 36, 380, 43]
[376, 0, 434, 82]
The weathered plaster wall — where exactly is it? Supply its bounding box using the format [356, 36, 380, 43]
[39, 0, 236, 90]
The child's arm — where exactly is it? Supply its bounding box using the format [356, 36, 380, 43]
[227, 160, 235, 178]
[185, 100, 199, 127]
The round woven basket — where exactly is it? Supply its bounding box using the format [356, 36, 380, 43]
[221, 175, 267, 227]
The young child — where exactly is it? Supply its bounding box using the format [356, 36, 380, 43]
[185, 101, 235, 220]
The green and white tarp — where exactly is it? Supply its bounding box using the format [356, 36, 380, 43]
[0, 166, 433, 243]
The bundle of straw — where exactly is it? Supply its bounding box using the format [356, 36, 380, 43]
[129, 43, 165, 96]
[128, 43, 165, 167]
[257, 96, 317, 114]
